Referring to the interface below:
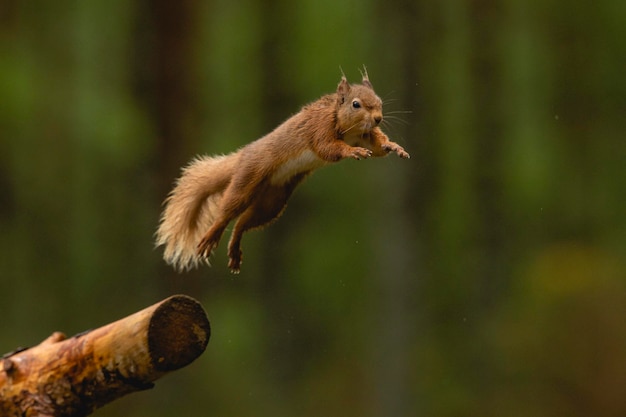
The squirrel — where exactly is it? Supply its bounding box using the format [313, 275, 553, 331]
[156, 70, 410, 273]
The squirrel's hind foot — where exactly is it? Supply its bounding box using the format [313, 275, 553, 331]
[197, 235, 219, 260]
[228, 246, 243, 274]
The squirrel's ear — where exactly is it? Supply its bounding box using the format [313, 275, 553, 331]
[337, 76, 351, 104]
[361, 66, 374, 90]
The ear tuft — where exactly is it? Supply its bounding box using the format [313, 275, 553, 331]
[360, 65, 374, 90]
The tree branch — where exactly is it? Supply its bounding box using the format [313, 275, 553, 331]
[0, 294, 210, 416]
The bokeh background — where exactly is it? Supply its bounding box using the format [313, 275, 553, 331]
[1, 0, 625, 416]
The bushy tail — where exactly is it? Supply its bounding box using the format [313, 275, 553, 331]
[156, 154, 238, 271]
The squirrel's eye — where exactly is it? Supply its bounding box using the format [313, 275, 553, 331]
[352, 100, 361, 109]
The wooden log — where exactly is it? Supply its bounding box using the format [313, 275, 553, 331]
[0, 294, 210, 417]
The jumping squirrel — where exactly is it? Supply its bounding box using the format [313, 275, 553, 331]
[156, 71, 410, 273]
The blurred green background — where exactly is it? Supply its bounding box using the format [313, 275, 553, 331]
[1, 0, 625, 416]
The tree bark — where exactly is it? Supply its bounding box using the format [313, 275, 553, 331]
[0, 294, 210, 417]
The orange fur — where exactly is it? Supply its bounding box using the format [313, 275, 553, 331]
[156, 73, 410, 273]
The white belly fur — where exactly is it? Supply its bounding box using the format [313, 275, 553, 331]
[270, 149, 326, 185]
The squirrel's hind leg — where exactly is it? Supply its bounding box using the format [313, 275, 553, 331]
[197, 221, 228, 260]
[226, 186, 294, 272]
[197, 172, 263, 261]
[196, 201, 246, 260]
[226, 220, 247, 274]
[226, 209, 271, 273]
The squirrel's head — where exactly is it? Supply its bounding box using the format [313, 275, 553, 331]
[335, 71, 383, 138]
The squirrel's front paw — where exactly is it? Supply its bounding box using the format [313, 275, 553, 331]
[348, 147, 373, 160]
[383, 142, 410, 159]
[396, 148, 410, 159]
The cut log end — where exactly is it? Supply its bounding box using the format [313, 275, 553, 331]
[0, 294, 211, 417]
[148, 295, 211, 372]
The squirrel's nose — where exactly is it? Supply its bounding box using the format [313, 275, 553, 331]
[374, 116, 382, 125]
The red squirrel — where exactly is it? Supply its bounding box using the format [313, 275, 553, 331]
[156, 71, 410, 273]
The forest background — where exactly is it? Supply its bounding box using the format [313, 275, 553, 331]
[1, 0, 625, 416]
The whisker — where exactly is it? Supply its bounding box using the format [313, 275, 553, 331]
[384, 114, 411, 122]
[383, 98, 399, 106]
[385, 110, 413, 115]
[383, 116, 410, 126]
[381, 90, 397, 101]
[385, 115, 410, 122]
[381, 117, 410, 134]
[341, 121, 361, 135]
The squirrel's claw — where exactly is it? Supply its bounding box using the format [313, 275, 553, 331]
[383, 142, 410, 159]
[350, 147, 372, 160]
[229, 264, 241, 274]
[397, 148, 410, 159]
[197, 236, 218, 259]
[228, 249, 243, 274]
